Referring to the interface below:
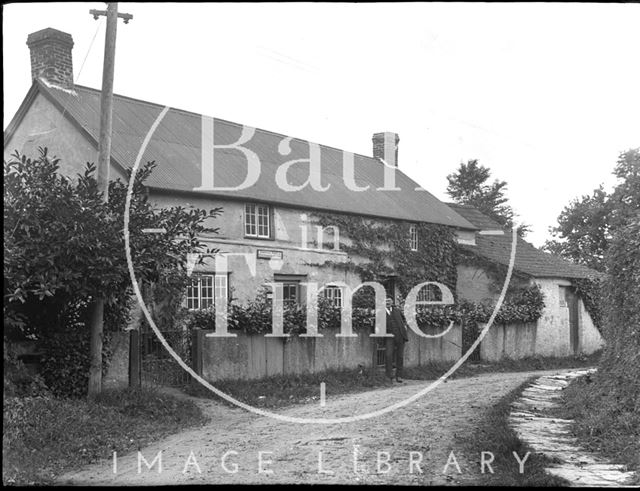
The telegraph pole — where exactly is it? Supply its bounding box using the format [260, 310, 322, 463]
[88, 2, 132, 397]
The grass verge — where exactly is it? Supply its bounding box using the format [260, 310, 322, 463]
[184, 351, 601, 409]
[550, 372, 639, 485]
[2, 386, 208, 486]
[456, 377, 568, 486]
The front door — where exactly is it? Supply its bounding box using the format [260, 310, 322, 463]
[565, 287, 580, 355]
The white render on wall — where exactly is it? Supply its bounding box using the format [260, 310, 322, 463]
[534, 278, 603, 357]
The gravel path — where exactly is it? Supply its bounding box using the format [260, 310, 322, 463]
[59, 369, 567, 486]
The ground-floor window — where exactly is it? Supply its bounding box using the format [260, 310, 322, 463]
[416, 283, 443, 302]
[186, 274, 228, 310]
[323, 285, 343, 308]
[272, 274, 307, 306]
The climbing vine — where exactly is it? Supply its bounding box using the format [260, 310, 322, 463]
[572, 276, 604, 334]
[312, 212, 458, 297]
[183, 213, 546, 338]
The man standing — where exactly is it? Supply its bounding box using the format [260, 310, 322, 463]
[385, 296, 409, 383]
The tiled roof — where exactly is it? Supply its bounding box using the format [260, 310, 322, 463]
[451, 204, 602, 280]
[446, 203, 504, 230]
[32, 81, 476, 230]
[468, 234, 602, 279]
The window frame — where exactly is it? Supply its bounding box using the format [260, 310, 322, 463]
[244, 202, 272, 239]
[416, 283, 442, 303]
[323, 285, 343, 308]
[185, 273, 229, 310]
[272, 274, 307, 307]
[409, 224, 419, 251]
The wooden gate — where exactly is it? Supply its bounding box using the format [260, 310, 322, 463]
[130, 328, 196, 387]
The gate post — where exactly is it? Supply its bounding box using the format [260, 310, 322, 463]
[129, 329, 141, 388]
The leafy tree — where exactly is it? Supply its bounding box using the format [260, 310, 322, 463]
[4, 148, 222, 396]
[446, 159, 531, 236]
[543, 148, 640, 271]
[542, 186, 612, 271]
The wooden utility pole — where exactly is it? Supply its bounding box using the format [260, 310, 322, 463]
[87, 2, 132, 397]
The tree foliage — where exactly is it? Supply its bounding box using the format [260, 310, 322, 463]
[543, 148, 640, 272]
[446, 159, 530, 236]
[600, 217, 640, 393]
[4, 148, 222, 396]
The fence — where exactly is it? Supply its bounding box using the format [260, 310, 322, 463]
[196, 325, 462, 382]
[478, 322, 537, 361]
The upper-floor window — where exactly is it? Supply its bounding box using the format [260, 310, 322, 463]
[323, 286, 343, 308]
[186, 274, 228, 310]
[244, 203, 271, 238]
[409, 224, 419, 251]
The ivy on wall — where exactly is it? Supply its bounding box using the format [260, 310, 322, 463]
[572, 276, 604, 333]
[312, 212, 458, 297]
[183, 212, 546, 339]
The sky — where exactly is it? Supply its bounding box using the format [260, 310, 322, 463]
[4, 2, 640, 246]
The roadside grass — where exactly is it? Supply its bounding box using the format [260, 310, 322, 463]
[457, 377, 568, 486]
[184, 351, 601, 409]
[2, 386, 208, 486]
[550, 372, 640, 485]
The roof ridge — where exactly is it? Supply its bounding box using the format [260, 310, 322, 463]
[29, 80, 478, 230]
[68, 83, 385, 165]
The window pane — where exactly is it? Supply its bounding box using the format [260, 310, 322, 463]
[257, 205, 270, 237]
[324, 286, 342, 308]
[215, 275, 228, 302]
[409, 225, 418, 251]
[417, 284, 441, 302]
[282, 283, 298, 304]
[201, 275, 214, 308]
[187, 277, 199, 310]
[245, 203, 256, 236]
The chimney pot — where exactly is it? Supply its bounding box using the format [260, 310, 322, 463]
[372, 132, 400, 167]
[26, 28, 74, 88]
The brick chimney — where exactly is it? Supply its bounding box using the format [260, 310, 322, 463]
[372, 132, 399, 167]
[26, 28, 74, 88]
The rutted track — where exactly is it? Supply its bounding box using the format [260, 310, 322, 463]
[60, 370, 575, 485]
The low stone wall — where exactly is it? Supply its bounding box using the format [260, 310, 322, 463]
[479, 322, 537, 362]
[198, 324, 462, 382]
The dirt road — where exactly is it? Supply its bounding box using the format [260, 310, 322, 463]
[59, 369, 567, 485]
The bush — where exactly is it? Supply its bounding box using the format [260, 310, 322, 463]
[3, 347, 50, 398]
[600, 218, 640, 381]
[185, 284, 546, 338]
[38, 326, 113, 398]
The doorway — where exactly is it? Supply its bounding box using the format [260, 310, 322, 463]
[564, 287, 580, 355]
[381, 276, 397, 301]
